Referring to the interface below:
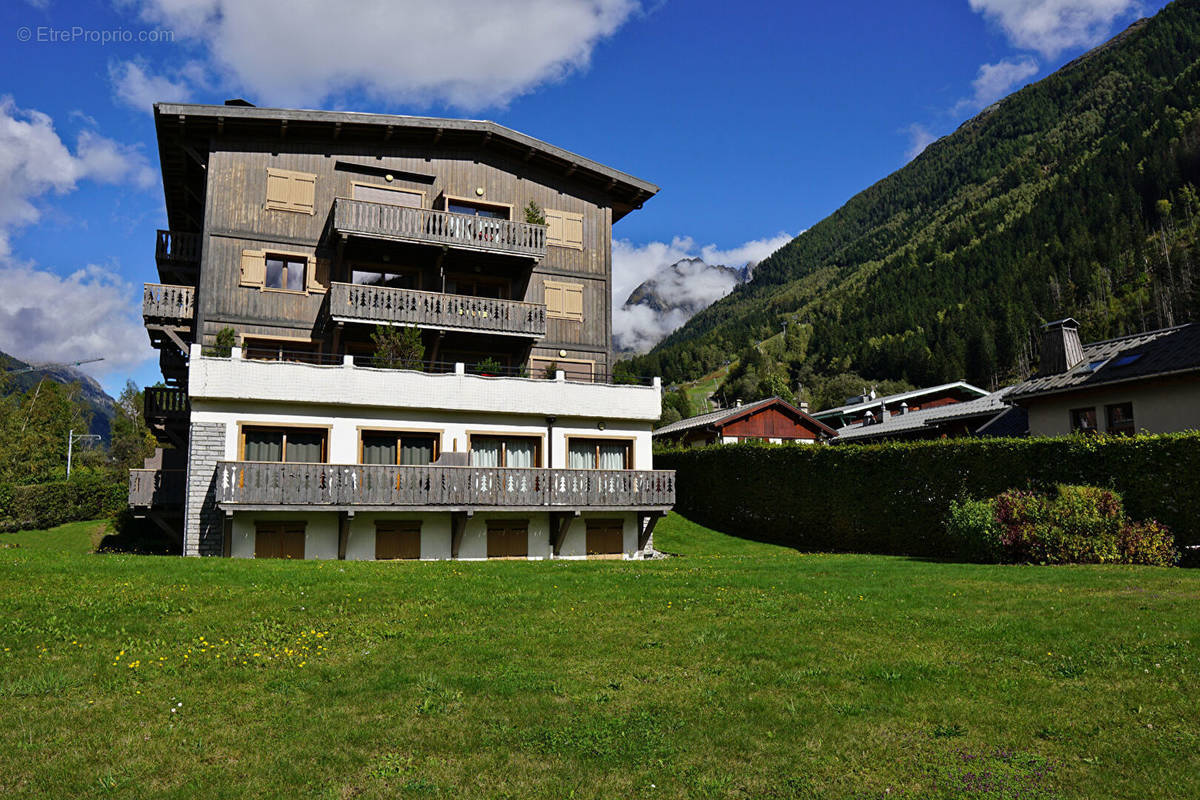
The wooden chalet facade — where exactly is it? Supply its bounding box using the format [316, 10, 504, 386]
[653, 397, 838, 447]
[132, 101, 674, 560]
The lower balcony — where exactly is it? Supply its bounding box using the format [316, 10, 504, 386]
[328, 282, 546, 338]
[215, 462, 675, 512]
[128, 469, 185, 508]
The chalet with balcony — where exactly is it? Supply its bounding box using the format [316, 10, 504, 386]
[131, 101, 673, 560]
[652, 397, 838, 447]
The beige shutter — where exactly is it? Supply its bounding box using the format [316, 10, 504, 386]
[239, 250, 265, 287]
[563, 284, 584, 320]
[543, 282, 564, 316]
[290, 174, 316, 214]
[544, 208, 564, 245]
[308, 257, 330, 292]
[265, 171, 291, 209]
[562, 212, 584, 249]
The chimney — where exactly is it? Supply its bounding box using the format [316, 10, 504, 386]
[799, 401, 810, 413]
[1039, 318, 1084, 374]
[736, 399, 743, 407]
[900, 401, 909, 415]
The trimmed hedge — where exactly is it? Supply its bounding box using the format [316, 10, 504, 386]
[655, 434, 1200, 560]
[0, 473, 127, 533]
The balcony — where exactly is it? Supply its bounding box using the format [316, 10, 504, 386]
[215, 462, 675, 512]
[144, 386, 190, 423]
[332, 198, 546, 260]
[328, 282, 546, 338]
[155, 230, 201, 284]
[143, 283, 195, 323]
[128, 469, 185, 508]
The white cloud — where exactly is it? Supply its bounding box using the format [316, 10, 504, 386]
[110, 60, 193, 112]
[954, 56, 1040, 114]
[904, 123, 938, 161]
[968, 0, 1142, 58]
[127, 0, 641, 109]
[0, 262, 153, 378]
[612, 233, 792, 352]
[0, 96, 155, 255]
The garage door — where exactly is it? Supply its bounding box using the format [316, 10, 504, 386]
[255, 522, 306, 559]
[376, 521, 422, 560]
[487, 520, 529, 558]
[586, 519, 624, 556]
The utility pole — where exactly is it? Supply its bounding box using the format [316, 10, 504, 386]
[66, 429, 101, 479]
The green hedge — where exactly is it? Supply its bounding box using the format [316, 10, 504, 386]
[0, 473, 127, 533]
[655, 434, 1200, 560]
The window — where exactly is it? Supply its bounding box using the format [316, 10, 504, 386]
[544, 208, 584, 249]
[1106, 402, 1135, 436]
[265, 255, 308, 292]
[1111, 354, 1143, 368]
[530, 357, 593, 382]
[446, 198, 509, 219]
[240, 249, 325, 293]
[445, 275, 509, 299]
[255, 522, 306, 559]
[360, 431, 439, 465]
[469, 435, 540, 468]
[265, 168, 316, 214]
[351, 268, 419, 290]
[585, 519, 624, 556]
[568, 439, 632, 470]
[1069, 407, 1098, 434]
[352, 183, 422, 207]
[242, 426, 328, 463]
[544, 279, 584, 321]
[487, 520, 528, 558]
[375, 521, 421, 560]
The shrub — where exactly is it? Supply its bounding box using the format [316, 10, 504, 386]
[371, 324, 424, 370]
[949, 484, 1178, 566]
[205, 326, 238, 357]
[0, 473, 126, 532]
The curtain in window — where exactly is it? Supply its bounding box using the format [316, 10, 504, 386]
[471, 437, 501, 467]
[286, 430, 324, 463]
[245, 430, 283, 462]
[568, 442, 595, 469]
[362, 435, 396, 465]
[599, 444, 627, 470]
[505, 439, 535, 468]
[400, 437, 434, 466]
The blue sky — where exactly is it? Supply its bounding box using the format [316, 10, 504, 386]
[0, 0, 1169, 393]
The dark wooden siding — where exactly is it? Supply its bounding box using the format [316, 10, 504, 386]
[721, 408, 821, 440]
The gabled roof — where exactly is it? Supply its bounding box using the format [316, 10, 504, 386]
[811, 381, 990, 423]
[653, 396, 839, 438]
[153, 102, 659, 231]
[833, 389, 1015, 442]
[1007, 323, 1200, 401]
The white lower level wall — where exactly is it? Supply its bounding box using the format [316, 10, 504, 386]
[230, 510, 641, 560]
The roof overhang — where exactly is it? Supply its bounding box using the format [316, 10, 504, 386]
[153, 102, 660, 232]
[1006, 365, 1200, 404]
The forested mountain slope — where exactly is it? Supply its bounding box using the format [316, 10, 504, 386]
[625, 1, 1200, 405]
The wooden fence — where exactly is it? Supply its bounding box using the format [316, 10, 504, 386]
[332, 198, 546, 258]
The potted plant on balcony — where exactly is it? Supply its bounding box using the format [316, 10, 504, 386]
[472, 357, 503, 377]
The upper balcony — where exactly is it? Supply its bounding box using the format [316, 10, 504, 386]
[328, 282, 546, 338]
[331, 198, 547, 260]
[143, 283, 195, 324]
[155, 230, 202, 284]
[128, 468, 185, 509]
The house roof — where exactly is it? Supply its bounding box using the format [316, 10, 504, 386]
[653, 396, 839, 438]
[833, 389, 1015, 443]
[153, 102, 660, 231]
[811, 381, 990, 423]
[1006, 323, 1200, 402]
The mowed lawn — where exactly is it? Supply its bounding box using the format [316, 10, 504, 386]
[1, 518, 1198, 799]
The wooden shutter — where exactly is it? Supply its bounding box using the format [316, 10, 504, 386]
[544, 208, 583, 249]
[375, 521, 421, 560]
[240, 249, 265, 287]
[585, 520, 624, 556]
[307, 256, 329, 293]
[487, 521, 529, 558]
[290, 173, 316, 214]
[353, 184, 422, 207]
[543, 281, 564, 316]
[544, 208, 564, 244]
[265, 171, 291, 209]
[563, 284, 584, 321]
[265, 168, 316, 214]
[255, 522, 306, 559]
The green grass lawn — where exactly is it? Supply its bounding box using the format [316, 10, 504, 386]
[1, 516, 1198, 799]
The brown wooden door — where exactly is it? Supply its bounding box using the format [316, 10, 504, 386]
[487, 521, 529, 558]
[586, 520, 624, 556]
[255, 522, 305, 559]
[376, 521, 422, 560]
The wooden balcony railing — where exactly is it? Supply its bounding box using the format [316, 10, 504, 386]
[332, 198, 547, 259]
[128, 469, 185, 508]
[144, 386, 190, 422]
[215, 462, 675, 510]
[143, 283, 195, 321]
[328, 282, 546, 337]
[155, 230, 201, 265]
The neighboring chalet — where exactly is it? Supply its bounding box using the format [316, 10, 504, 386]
[130, 101, 674, 560]
[811, 382, 990, 429]
[832, 389, 1027, 443]
[653, 397, 838, 447]
[1007, 318, 1200, 436]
